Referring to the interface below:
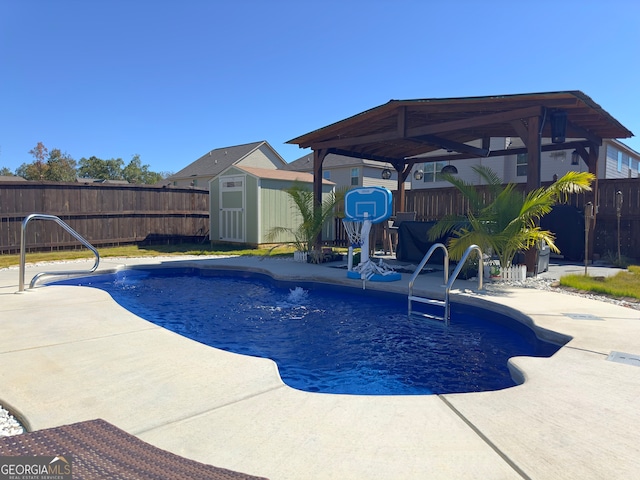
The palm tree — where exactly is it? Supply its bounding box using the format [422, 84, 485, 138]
[428, 165, 595, 271]
[267, 183, 345, 262]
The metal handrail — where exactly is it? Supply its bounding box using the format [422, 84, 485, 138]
[443, 245, 483, 322]
[408, 243, 449, 319]
[19, 214, 100, 291]
[408, 243, 483, 325]
[408, 242, 449, 296]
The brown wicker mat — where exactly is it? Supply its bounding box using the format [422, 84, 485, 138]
[0, 419, 268, 480]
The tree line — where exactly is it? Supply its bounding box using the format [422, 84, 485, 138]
[0, 142, 170, 185]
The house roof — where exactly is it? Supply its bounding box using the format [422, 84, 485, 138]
[234, 166, 334, 184]
[169, 141, 284, 179]
[287, 91, 633, 164]
[0, 175, 26, 182]
[76, 177, 129, 184]
[283, 152, 389, 171]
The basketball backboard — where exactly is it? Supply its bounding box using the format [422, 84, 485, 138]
[344, 187, 393, 223]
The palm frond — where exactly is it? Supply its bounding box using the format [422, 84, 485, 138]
[432, 166, 594, 269]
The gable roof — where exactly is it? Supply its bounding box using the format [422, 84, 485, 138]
[283, 152, 386, 171]
[232, 165, 334, 184]
[170, 141, 285, 179]
[0, 175, 26, 182]
[288, 91, 633, 164]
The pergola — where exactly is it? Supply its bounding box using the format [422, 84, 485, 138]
[287, 91, 633, 213]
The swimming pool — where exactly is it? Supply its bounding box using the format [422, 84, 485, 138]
[54, 267, 563, 395]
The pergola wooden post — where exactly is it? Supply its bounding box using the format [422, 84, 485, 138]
[512, 112, 543, 274]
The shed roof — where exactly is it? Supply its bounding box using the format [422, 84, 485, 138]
[235, 166, 334, 184]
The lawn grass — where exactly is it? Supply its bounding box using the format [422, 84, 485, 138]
[0, 243, 296, 269]
[559, 265, 640, 300]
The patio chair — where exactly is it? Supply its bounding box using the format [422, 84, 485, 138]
[0, 419, 268, 480]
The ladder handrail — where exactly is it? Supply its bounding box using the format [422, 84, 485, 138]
[443, 244, 483, 322]
[408, 243, 483, 325]
[408, 243, 448, 319]
[408, 242, 449, 295]
[19, 214, 100, 291]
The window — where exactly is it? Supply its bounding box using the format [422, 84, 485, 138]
[323, 170, 331, 180]
[618, 152, 623, 172]
[516, 154, 528, 177]
[422, 162, 446, 182]
[350, 167, 359, 186]
[221, 176, 243, 190]
[607, 145, 620, 172]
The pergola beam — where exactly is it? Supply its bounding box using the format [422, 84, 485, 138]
[412, 135, 490, 157]
[307, 105, 544, 151]
[413, 140, 598, 164]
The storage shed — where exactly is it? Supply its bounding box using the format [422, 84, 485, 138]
[209, 165, 336, 246]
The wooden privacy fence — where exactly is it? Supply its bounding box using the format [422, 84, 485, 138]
[332, 178, 639, 260]
[401, 178, 639, 260]
[0, 182, 210, 254]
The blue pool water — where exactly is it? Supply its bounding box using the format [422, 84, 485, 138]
[54, 268, 562, 395]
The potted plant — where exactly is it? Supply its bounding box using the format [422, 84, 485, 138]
[429, 165, 595, 274]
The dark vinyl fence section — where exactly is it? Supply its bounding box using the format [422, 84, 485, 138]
[0, 182, 209, 254]
[402, 178, 639, 260]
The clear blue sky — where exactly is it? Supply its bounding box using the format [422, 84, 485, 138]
[2, 0, 639, 175]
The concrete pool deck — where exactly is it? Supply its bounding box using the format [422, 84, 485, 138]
[1, 255, 639, 479]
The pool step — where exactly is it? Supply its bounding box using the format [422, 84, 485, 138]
[408, 295, 447, 322]
[408, 296, 445, 307]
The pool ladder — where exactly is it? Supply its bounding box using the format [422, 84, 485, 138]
[408, 244, 483, 325]
[18, 214, 100, 292]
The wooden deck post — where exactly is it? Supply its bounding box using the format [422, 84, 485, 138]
[524, 114, 542, 275]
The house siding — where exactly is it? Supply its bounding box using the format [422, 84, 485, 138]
[240, 146, 287, 170]
[411, 138, 639, 189]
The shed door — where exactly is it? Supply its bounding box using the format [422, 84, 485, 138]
[219, 175, 245, 242]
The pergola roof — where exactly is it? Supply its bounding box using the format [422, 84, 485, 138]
[287, 91, 633, 164]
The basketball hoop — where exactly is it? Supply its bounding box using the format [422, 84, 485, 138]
[342, 187, 401, 284]
[342, 219, 364, 247]
[343, 219, 366, 272]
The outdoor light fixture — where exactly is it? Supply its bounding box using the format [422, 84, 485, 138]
[571, 150, 580, 165]
[440, 163, 458, 174]
[413, 169, 424, 181]
[550, 110, 568, 144]
[381, 168, 392, 180]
